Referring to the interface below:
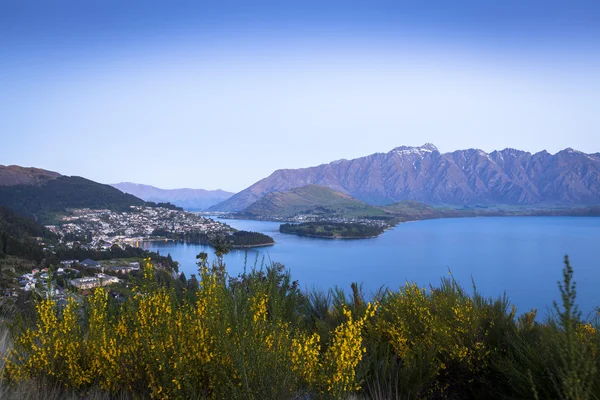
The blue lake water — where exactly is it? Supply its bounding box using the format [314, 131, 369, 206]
[142, 217, 600, 317]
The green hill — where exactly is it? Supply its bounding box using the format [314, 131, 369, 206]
[239, 185, 524, 223]
[0, 175, 149, 223]
[241, 185, 392, 220]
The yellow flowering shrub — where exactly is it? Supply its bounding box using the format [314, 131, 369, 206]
[320, 303, 377, 397]
[4, 257, 595, 400]
[4, 298, 90, 387]
[372, 280, 495, 396]
[376, 284, 434, 359]
[577, 323, 598, 358]
[290, 332, 321, 386]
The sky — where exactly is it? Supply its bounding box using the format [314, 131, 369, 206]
[1, 1, 600, 192]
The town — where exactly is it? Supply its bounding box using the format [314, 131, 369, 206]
[48, 206, 234, 249]
[209, 211, 391, 229]
[2, 206, 234, 299]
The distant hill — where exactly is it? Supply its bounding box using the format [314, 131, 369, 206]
[209, 144, 600, 211]
[240, 185, 465, 222]
[241, 184, 391, 219]
[0, 166, 155, 223]
[239, 184, 600, 223]
[111, 182, 234, 211]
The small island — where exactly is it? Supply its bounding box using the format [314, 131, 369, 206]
[229, 230, 276, 248]
[153, 228, 275, 248]
[280, 222, 385, 239]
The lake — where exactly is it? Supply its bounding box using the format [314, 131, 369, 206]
[142, 217, 600, 317]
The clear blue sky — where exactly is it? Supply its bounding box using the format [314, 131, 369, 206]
[2, 1, 599, 192]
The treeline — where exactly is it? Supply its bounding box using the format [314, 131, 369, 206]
[152, 229, 274, 247]
[49, 244, 178, 272]
[152, 228, 211, 244]
[230, 230, 275, 246]
[280, 222, 385, 238]
[0, 206, 56, 262]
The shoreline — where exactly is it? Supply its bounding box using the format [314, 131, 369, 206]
[230, 242, 276, 249]
[141, 238, 276, 249]
[279, 232, 380, 240]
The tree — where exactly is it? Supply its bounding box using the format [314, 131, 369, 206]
[196, 252, 208, 276]
[179, 272, 187, 285]
[187, 274, 199, 291]
[209, 234, 231, 266]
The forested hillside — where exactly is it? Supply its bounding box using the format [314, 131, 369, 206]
[0, 206, 55, 262]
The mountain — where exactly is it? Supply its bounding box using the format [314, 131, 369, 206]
[209, 144, 600, 211]
[241, 184, 390, 219]
[0, 166, 151, 223]
[111, 182, 234, 211]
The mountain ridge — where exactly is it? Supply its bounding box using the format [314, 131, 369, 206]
[209, 144, 600, 212]
[111, 182, 234, 210]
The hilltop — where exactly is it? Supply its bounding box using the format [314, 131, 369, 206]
[0, 166, 177, 223]
[241, 184, 390, 220]
[237, 184, 457, 224]
[0, 165, 61, 186]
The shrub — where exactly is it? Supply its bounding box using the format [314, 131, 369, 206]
[1, 256, 598, 400]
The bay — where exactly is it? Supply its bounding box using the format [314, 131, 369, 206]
[141, 216, 600, 316]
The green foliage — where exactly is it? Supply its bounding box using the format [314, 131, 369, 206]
[230, 230, 274, 246]
[280, 222, 385, 238]
[0, 177, 147, 223]
[0, 177, 180, 223]
[492, 256, 599, 400]
[1, 255, 598, 400]
[154, 229, 274, 248]
[47, 244, 178, 271]
[0, 206, 56, 262]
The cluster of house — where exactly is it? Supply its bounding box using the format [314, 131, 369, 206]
[15, 259, 141, 293]
[63, 259, 140, 273]
[50, 206, 232, 248]
[18, 266, 75, 292]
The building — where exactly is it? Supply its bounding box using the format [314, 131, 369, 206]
[80, 259, 105, 272]
[71, 277, 101, 290]
[80, 259, 101, 268]
[71, 274, 120, 290]
[109, 265, 135, 274]
[96, 273, 120, 285]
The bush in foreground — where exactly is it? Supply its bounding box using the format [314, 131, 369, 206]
[1, 256, 598, 399]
